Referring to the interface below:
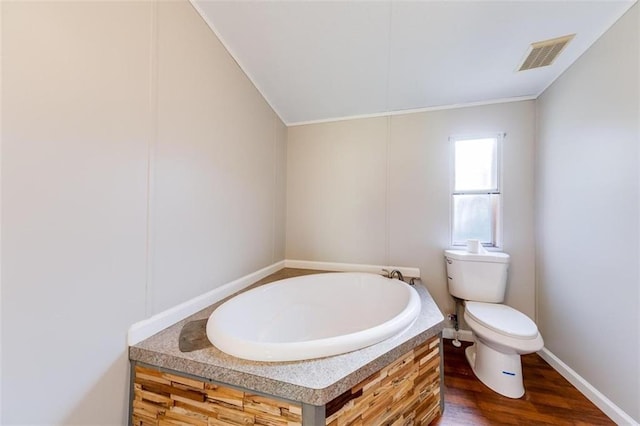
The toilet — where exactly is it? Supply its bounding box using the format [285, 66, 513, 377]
[444, 249, 543, 398]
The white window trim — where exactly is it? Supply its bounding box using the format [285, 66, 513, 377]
[449, 133, 505, 249]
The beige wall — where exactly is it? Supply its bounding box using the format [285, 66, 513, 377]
[287, 101, 536, 320]
[287, 118, 388, 264]
[0, 1, 285, 424]
[151, 1, 286, 313]
[536, 4, 639, 421]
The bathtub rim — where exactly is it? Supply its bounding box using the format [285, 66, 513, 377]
[205, 272, 422, 362]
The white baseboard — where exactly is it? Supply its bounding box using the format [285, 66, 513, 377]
[538, 348, 638, 426]
[128, 260, 285, 346]
[284, 259, 420, 278]
[442, 327, 474, 342]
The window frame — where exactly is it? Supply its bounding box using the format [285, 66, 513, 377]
[449, 133, 504, 248]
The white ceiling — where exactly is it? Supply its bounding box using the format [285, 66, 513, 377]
[193, 1, 635, 125]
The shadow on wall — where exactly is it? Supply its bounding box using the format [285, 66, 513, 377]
[62, 351, 130, 425]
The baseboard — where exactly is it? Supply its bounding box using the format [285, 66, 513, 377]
[538, 348, 638, 426]
[284, 259, 420, 278]
[128, 260, 285, 345]
[442, 327, 474, 342]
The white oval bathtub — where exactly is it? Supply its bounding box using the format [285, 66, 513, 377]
[206, 272, 421, 362]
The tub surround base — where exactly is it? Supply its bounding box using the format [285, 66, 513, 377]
[129, 268, 445, 424]
[132, 364, 302, 425]
[325, 334, 441, 425]
[131, 335, 441, 425]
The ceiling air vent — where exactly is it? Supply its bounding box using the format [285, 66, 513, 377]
[518, 34, 575, 71]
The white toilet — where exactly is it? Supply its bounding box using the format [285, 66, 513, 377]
[444, 249, 543, 398]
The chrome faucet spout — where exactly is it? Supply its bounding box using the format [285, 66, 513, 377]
[389, 269, 404, 282]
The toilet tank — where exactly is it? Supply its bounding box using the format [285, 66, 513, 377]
[444, 249, 510, 303]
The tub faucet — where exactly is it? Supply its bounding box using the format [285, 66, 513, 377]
[382, 269, 414, 285]
[389, 269, 404, 282]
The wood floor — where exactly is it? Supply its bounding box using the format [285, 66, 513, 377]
[432, 340, 614, 426]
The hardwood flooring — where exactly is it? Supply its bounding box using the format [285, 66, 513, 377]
[432, 340, 614, 425]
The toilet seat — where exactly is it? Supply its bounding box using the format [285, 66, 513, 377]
[465, 302, 538, 340]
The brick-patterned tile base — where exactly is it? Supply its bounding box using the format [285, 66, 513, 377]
[131, 335, 441, 426]
[325, 335, 441, 426]
[132, 365, 302, 426]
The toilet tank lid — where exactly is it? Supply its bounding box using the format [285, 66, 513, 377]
[444, 249, 510, 263]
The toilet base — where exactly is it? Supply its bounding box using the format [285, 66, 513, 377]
[465, 341, 524, 398]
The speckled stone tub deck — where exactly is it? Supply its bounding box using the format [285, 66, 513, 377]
[129, 268, 446, 406]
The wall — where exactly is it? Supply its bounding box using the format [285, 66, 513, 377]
[0, 1, 285, 424]
[536, 4, 639, 422]
[151, 1, 286, 313]
[287, 101, 536, 320]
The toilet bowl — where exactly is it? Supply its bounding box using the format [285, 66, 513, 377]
[463, 301, 543, 398]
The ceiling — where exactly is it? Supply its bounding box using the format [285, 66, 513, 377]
[192, 1, 635, 125]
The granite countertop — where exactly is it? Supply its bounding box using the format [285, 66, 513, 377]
[129, 268, 446, 406]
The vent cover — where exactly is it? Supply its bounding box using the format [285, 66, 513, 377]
[518, 34, 575, 71]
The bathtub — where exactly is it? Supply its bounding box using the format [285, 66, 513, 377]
[206, 272, 421, 362]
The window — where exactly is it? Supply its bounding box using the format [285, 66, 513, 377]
[450, 134, 503, 247]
